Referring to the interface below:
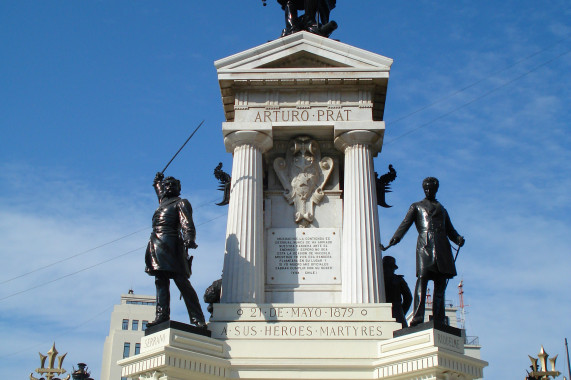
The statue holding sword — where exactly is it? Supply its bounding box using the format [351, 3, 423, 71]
[144, 121, 207, 329]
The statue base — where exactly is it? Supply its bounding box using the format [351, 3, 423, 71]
[144, 320, 211, 338]
[393, 320, 463, 338]
[119, 303, 487, 380]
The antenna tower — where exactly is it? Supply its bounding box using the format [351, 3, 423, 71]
[457, 280, 469, 330]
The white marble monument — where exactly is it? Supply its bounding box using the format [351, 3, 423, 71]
[119, 32, 488, 380]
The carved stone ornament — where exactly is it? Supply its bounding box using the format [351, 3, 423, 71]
[273, 136, 333, 227]
[139, 371, 165, 380]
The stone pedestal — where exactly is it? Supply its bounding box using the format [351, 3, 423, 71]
[119, 312, 487, 380]
[119, 31, 487, 380]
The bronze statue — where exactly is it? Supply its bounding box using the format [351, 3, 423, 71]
[387, 177, 465, 327]
[276, 0, 337, 37]
[383, 256, 412, 328]
[214, 162, 231, 206]
[203, 278, 222, 316]
[145, 172, 206, 328]
[376, 164, 397, 208]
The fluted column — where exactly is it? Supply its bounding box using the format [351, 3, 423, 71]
[221, 129, 272, 303]
[335, 130, 385, 303]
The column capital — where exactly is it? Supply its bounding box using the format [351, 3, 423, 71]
[334, 130, 383, 155]
[224, 126, 273, 153]
[333, 121, 385, 155]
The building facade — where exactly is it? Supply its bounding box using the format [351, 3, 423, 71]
[100, 292, 156, 380]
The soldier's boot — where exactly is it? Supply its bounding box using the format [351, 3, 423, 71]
[147, 275, 171, 328]
[431, 277, 447, 326]
[146, 305, 170, 328]
[174, 274, 206, 329]
[409, 276, 429, 327]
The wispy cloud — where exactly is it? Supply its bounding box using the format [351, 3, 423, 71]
[0, 163, 227, 375]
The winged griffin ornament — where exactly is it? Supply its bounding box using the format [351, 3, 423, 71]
[273, 136, 333, 227]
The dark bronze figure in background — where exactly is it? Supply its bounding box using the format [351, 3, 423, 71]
[376, 164, 397, 208]
[145, 172, 206, 328]
[383, 256, 412, 328]
[204, 278, 222, 316]
[277, 0, 337, 37]
[214, 162, 231, 206]
[388, 177, 465, 327]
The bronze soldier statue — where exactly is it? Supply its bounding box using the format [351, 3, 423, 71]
[145, 172, 206, 328]
[382, 256, 412, 328]
[387, 177, 464, 327]
[277, 0, 337, 37]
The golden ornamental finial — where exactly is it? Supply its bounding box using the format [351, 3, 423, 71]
[30, 343, 70, 380]
[526, 346, 562, 380]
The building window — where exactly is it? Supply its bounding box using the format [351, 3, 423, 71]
[122, 319, 129, 330]
[121, 377, 127, 380]
[123, 342, 130, 358]
[135, 343, 141, 355]
[126, 300, 156, 306]
[142, 320, 148, 330]
[132, 320, 139, 330]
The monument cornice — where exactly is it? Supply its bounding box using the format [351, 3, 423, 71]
[217, 71, 389, 80]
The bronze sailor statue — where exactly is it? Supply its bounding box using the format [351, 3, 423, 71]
[145, 172, 206, 328]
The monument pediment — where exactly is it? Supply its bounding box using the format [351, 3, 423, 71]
[258, 50, 348, 69]
[215, 32, 393, 122]
[215, 31, 392, 72]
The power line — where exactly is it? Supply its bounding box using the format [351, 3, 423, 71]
[0, 247, 143, 302]
[385, 33, 571, 128]
[384, 47, 571, 145]
[0, 213, 227, 302]
[0, 196, 221, 286]
[0, 227, 149, 286]
[0, 304, 115, 360]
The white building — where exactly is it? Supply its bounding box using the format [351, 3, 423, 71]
[100, 291, 156, 380]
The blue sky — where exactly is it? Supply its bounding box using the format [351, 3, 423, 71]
[1, 1, 570, 379]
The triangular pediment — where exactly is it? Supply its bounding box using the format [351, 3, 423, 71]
[215, 31, 393, 71]
[259, 50, 349, 69]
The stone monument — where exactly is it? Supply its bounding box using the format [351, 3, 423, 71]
[119, 32, 488, 380]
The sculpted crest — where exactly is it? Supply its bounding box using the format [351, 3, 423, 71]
[273, 136, 333, 227]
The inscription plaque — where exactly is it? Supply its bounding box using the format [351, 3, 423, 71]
[267, 228, 341, 285]
[210, 322, 388, 340]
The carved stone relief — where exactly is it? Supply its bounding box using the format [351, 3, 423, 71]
[273, 136, 333, 227]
